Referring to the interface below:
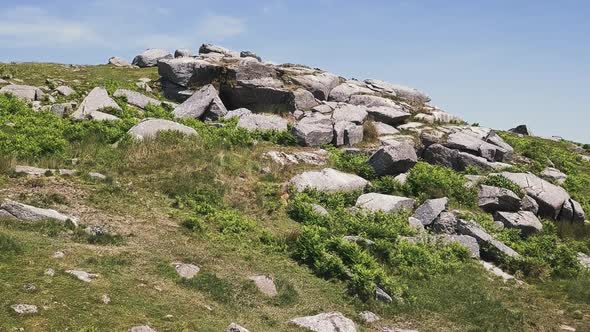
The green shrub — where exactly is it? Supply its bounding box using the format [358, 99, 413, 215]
[481, 175, 524, 197]
[370, 176, 407, 196]
[0, 233, 22, 259]
[327, 147, 375, 179]
[405, 162, 476, 207]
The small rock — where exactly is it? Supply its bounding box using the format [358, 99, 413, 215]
[290, 168, 368, 193]
[172, 262, 200, 279]
[359, 311, 380, 323]
[290, 312, 357, 332]
[227, 322, 251, 332]
[478, 185, 521, 212]
[375, 287, 393, 302]
[11, 304, 38, 315]
[45, 268, 55, 276]
[55, 85, 76, 96]
[493, 211, 543, 236]
[509, 125, 531, 136]
[101, 294, 111, 304]
[108, 56, 131, 67]
[249, 275, 278, 297]
[23, 283, 36, 292]
[367, 142, 418, 176]
[560, 324, 576, 331]
[128, 326, 156, 332]
[88, 172, 107, 180]
[53, 251, 65, 259]
[66, 270, 99, 282]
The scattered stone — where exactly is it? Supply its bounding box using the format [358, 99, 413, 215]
[11, 304, 38, 315]
[66, 270, 99, 282]
[113, 89, 161, 109]
[577, 252, 590, 270]
[456, 219, 520, 259]
[356, 193, 415, 213]
[53, 251, 65, 259]
[478, 185, 521, 212]
[174, 48, 193, 58]
[129, 326, 156, 332]
[343, 235, 375, 246]
[45, 268, 55, 276]
[408, 217, 425, 232]
[375, 287, 393, 302]
[312, 204, 329, 216]
[394, 172, 409, 185]
[14, 165, 51, 176]
[379, 328, 419, 332]
[101, 294, 111, 304]
[560, 325, 576, 332]
[0, 84, 44, 101]
[127, 119, 197, 141]
[368, 142, 417, 176]
[0, 199, 78, 226]
[541, 167, 568, 185]
[509, 125, 531, 136]
[249, 275, 278, 297]
[172, 262, 200, 279]
[23, 283, 37, 292]
[290, 168, 368, 193]
[431, 211, 458, 234]
[173, 84, 227, 120]
[55, 85, 76, 96]
[88, 172, 107, 180]
[264, 150, 328, 166]
[227, 323, 251, 332]
[72, 87, 121, 121]
[133, 49, 172, 67]
[366, 106, 411, 126]
[480, 261, 521, 283]
[494, 211, 543, 235]
[237, 113, 288, 131]
[108, 56, 131, 67]
[359, 311, 380, 323]
[290, 312, 357, 332]
[50, 102, 75, 117]
[412, 197, 448, 226]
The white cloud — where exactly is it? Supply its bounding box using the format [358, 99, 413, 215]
[0, 6, 103, 47]
[198, 15, 246, 40]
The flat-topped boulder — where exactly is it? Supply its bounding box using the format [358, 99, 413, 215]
[1, 199, 78, 226]
[108, 56, 131, 67]
[199, 43, 240, 57]
[248, 275, 278, 297]
[113, 89, 161, 109]
[494, 211, 543, 235]
[366, 106, 411, 126]
[331, 104, 368, 124]
[290, 312, 357, 332]
[72, 87, 121, 120]
[329, 81, 374, 102]
[445, 132, 510, 162]
[0, 84, 44, 101]
[368, 142, 417, 176]
[356, 193, 415, 213]
[290, 168, 368, 193]
[373, 122, 400, 136]
[478, 185, 521, 212]
[540, 167, 568, 185]
[158, 57, 222, 88]
[127, 119, 197, 141]
[292, 72, 341, 100]
[364, 79, 430, 103]
[173, 84, 227, 120]
[132, 49, 172, 67]
[55, 85, 76, 97]
[349, 94, 400, 109]
[293, 115, 334, 146]
[237, 113, 288, 131]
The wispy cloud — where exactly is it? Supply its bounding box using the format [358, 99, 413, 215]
[198, 15, 246, 40]
[0, 6, 103, 47]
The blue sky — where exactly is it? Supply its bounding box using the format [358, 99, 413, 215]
[1, 0, 589, 143]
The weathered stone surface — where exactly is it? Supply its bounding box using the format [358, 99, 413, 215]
[541, 167, 568, 185]
[173, 84, 227, 120]
[372, 122, 399, 136]
[359, 311, 380, 323]
[128, 326, 156, 332]
[199, 44, 239, 57]
[1, 199, 77, 226]
[66, 270, 99, 282]
[0, 84, 44, 101]
[500, 172, 573, 219]
[72, 87, 121, 120]
[509, 125, 532, 136]
[227, 323, 250, 332]
[158, 57, 222, 88]
[240, 50, 261, 61]
[14, 165, 51, 176]
[113, 89, 161, 109]
[494, 211, 543, 235]
[223, 108, 252, 120]
[293, 115, 334, 147]
[290, 312, 357, 332]
[364, 79, 430, 103]
[349, 94, 399, 108]
[376, 287, 393, 302]
[329, 81, 374, 102]
[290, 168, 368, 193]
[127, 119, 197, 141]
[456, 219, 520, 260]
[445, 132, 509, 162]
[521, 195, 540, 215]
[412, 198, 448, 226]
[423, 144, 509, 172]
[292, 72, 341, 100]
[172, 262, 200, 279]
[438, 234, 480, 258]
[312, 204, 330, 216]
[264, 150, 328, 166]
[174, 48, 193, 58]
[366, 106, 411, 126]
[108, 56, 131, 67]
[237, 113, 288, 131]
[432, 212, 457, 234]
[56, 85, 76, 96]
[332, 104, 368, 124]
[480, 261, 521, 283]
[293, 88, 319, 111]
[249, 275, 278, 297]
[578, 252, 590, 270]
[132, 49, 172, 67]
[356, 193, 415, 213]
[11, 304, 38, 315]
[368, 142, 417, 176]
[560, 199, 586, 223]
[333, 121, 360, 146]
[478, 185, 521, 212]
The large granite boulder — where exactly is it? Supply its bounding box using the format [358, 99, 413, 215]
[540, 167, 568, 185]
[366, 106, 411, 126]
[364, 79, 430, 103]
[127, 119, 197, 141]
[412, 197, 448, 226]
[173, 84, 227, 120]
[293, 88, 319, 111]
[237, 113, 288, 131]
[158, 57, 222, 88]
[355, 193, 415, 213]
[132, 49, 172, 67]
[199, 44, 239, 57]
[290, 168, 368, 193]
[333, 121, 363, 146]
[292, 72, 341, 100]
[368, 142, 417, 176]
[478, 185, 521, 212]
[71, 87, 121, 120]
[113, 89, 161, 109]
[423, 144, 509, 172]
[0, 199, 78, 226]
[108, 56, 131, 67]
[0, 84, 44, 101]
[331, 104, 368, 124]
[456, 219, 520, 260]
[445, 132, 510, 162]
[493, 211, 543, 236]
[290, 312, 357, 332]
[349, 94, 400, 108]
[293, 115, 334, 146]
[329, 81, 374, 102]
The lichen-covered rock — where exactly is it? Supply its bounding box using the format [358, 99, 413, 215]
[478, 185, 521, 212]
[0, 199, 78, 226]
[290, 312, 357, 332]
[11, 304, 38, 315]
[368, 142, 417, 176]
[127, 119, 197, 141]
[290, 168, 368, 193]
[356, 193, 415, 213]
[456, 219, 520, 260]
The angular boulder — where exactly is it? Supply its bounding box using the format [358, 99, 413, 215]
[249, 275, 278, 297]
[0, 84, 44, 101]
[364, 79, 430, 102]
[290, 168, 368, 193]
[174, 48, 193, 58]
[72, 87, 121, 120]
[173, 84, 227, 120]
[199, 44, 239, 57]
[438, 234, 480, 258]
[493, 211, 543, 236]
[372, 122, 399, 136]
[560, 199, 586, 223]
[329, 81, 374, 102]
[412, 197, 449, 226]
[478, 185, 521, 212]
[1, 199, 78, 226]
[293, 115, 334, 147]
[293, 88, 319, 111]
[113, 89, 161, 109]
[127, 119, 197, 141]
[366, 106, 411, 126]
[333, 121, 363, 146]
[509, 125, 531, 136]
[456, 219, 520, 260]
[237, 113, 288, 131]
[292, 72, 341, 100]
[431, 211, 458, 234]
[521, 195, 540, 215]
[331, 104, 368, 124]
[349, 94, 400, 108]
[55, 85, 76, 97]
[368, 142, 417, 176]
[540, 167, 568, 185]
[290, 312, 357, 332]
[355, 193, 415, 213]
[158, 57, 222, 88]
[445, 132, 510, 162]
[108, 56, 131, 67]
[132, 49, 172, 67]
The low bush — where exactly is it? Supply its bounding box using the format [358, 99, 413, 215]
[481, 175, 524, 197]
[327, 147, 375, 180]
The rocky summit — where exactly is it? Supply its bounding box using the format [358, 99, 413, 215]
[1, 43, 590, 332]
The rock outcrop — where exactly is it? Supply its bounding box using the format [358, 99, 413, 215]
[290, 168, 368, 193]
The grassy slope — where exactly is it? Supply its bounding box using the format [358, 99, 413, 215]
[0, 63, 589, 331]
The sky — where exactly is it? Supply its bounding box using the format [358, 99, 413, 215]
[1, 0, 589, 143]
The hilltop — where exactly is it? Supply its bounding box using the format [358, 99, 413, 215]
[0, 45, 590, 332]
